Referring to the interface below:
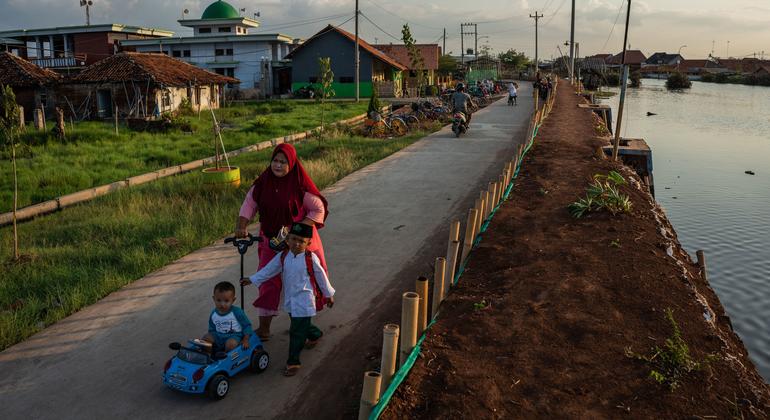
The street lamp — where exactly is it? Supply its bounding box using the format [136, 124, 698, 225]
[677, 45, 686, 70]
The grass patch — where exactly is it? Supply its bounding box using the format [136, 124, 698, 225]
[568, 171, 632, 218]
[0, 100, 369, 213]
[626, 308, 718, 391]
[0, 125, 440, 351]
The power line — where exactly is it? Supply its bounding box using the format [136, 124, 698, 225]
[359, 12, 401, 42]
[364, 0, 443, 30]
[601, 0, 625, 52]
[541, 0, 569, 27]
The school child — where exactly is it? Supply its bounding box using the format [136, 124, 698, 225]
[241, 222, 335, 377]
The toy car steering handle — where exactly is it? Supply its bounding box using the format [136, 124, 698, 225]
[224, 233, 262, 255]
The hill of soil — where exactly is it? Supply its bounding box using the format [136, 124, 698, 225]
[381, 86, 770, 418]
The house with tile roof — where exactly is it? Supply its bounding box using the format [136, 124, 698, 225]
[373, 43, 441, 88]
[0, 51, 61, 121]
[285, 25, 407, 98]
[606, 50, 647, 70]
[57, 52, 237, 119]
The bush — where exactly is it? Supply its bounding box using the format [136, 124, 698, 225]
[247, 116, 271, 131]
[666, 72, 692, 89]
[367, 87, 382, 117]
[178, 98, 194, 116]
[629, 71, 641, 88]
[604, 73, 620, 86]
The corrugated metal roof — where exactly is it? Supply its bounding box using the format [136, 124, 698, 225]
[0, 51, 62, 87]
[70, 52, 239, 86]
[372, 44, 440, 70]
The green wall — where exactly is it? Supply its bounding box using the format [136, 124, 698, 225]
[292, 82, 373, 98]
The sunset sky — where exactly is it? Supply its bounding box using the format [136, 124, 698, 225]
[1, 0, 768, 60]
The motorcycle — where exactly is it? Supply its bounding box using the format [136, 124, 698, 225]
[451, 111, 468, 138]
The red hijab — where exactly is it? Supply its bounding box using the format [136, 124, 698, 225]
[251, 144, 328, 238]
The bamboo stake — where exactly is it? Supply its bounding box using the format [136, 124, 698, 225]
[696, 250, 708, 282]
[483, 189, 491, 220]
[461, 208, 478, 262]
[446, 240, 460, 291]
[488, 182, 497, 212]
[431, 257, 447, 317]
[358, 371, 382, 420]
[415, 276, 429, 335]
[114, 105, 119, 136]
[498, 175, 506, 202]
[474, 197, 484, 237]
[380, 324, 399, 394]
[400, 292, 419, 366]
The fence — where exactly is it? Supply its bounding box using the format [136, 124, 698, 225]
[358, 78, 559, 420]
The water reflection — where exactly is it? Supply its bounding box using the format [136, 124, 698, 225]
[602, 79, 770, 381]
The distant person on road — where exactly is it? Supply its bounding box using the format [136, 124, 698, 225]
[241, 222, 335, 377]
[235, 143, 329, 341]
[200, 281, 254, 352]
[451, 83, 475, 125]
[507, 82, 518, 106]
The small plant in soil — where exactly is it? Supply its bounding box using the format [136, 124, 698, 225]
[610, 239, 621, 248]
[568, 171, 632, 218]
[625, 308, 718, 391]
[538, 187, 549, 196]
[473, 299, 489, 310]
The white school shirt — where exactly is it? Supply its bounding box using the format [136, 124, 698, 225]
[249, 251, 334, 317]
[508, 84, 517, 95]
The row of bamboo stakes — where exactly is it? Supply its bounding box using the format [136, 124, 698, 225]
[358, 145, 528, 419]
[359, 80, 559, 419]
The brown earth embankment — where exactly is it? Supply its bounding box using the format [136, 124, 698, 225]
[382, 85, 770, 418]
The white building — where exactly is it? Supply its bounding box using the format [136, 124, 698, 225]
[121, 0, 299, 96]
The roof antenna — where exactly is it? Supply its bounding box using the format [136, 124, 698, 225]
[79, 0, 93, 26]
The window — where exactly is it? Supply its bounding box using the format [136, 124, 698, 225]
[215, 49, 225, 56]
[162, 91, 171, 108]
[199, 27, 211, 33]
[226, 48, 233, 56]
[183, 50, 191, 57]
[339, 76, 354, 83]
[218, 27, 231, 33]
[172, 50, 181, 57]
[308, 76, 318, 83]
[214, 68, 225, 75]
[225, 68, 234, 77]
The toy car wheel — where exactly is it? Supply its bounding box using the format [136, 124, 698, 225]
[250, 349, 269, 373]
[206, 374, 229, 400]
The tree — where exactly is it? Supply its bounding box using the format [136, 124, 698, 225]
[367, 81, 382, 118]
[401, 24, 426, 97]
[438, 54, 457, 76]
[0, 85, 21, 260]
[498, 49, 531, 70]
[317, 57, 335, 140]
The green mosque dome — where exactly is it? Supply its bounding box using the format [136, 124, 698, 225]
[201, 1, 240, 19]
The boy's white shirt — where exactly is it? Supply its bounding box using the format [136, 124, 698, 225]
[210, 310, 243, 334]
[249, 250, 334, 317]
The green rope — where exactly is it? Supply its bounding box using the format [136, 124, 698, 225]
[370, 90, 555, 419]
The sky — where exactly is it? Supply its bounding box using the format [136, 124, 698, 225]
[1, 0, 769, 61]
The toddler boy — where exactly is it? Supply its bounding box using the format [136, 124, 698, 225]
[201, 281, 253, 352]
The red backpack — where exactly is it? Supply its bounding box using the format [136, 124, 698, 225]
[280, 250, 326, 311]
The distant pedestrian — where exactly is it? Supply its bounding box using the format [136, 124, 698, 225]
[241, 222, 335, 377]
[507, 82, 518, 106]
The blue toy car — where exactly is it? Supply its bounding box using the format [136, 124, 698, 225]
[163, 335, 269, 399]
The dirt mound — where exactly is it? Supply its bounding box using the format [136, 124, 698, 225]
[382, 87, 770, 418]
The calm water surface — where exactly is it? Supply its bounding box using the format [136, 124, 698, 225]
[602, 79, 770, 381]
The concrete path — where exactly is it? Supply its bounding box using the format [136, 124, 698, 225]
[0, 87, 533, 419]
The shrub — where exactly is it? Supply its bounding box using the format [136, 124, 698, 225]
[629, 71, 641, 88]
[569, 171, 632, 218]
[604, 72, 620, 86]
[626, 308, 719, 391]
[178, 97, 194, 116]
[247, 116, 271, 130]
[666, 72, 692, 89]
[367, 86, 382, 117]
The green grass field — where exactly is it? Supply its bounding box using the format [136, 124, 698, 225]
[0, 100, 369, 213]
[0, 122, 442, 351]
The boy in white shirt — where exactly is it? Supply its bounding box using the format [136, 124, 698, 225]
[241, 222, 334, 377]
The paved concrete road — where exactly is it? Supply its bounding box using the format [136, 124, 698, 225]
[0, 87, 533, 419]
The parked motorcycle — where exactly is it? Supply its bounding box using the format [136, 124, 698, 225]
[452, 112, 468, 138]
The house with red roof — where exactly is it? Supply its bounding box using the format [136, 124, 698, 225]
[373, 43, 441, 88]
[0, 51, 61, 121]
[285, 25, 407, 98]
[606, 50, 647, 71]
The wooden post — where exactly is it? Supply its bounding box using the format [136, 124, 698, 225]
[461, 208, 478, 262]
[474, 197, 484, 237]
[445, 221, 461, 295]
[380, 324, 399, 394]
[400, 292, 419, 366]
[483, 189, 491, 220]
[41, 106, 46, 131]
[431, 257, 446, 317]
[415, 276, 429, 335]
[696, 250, 708, 282]
[114, 105, 119, 135]
[498, 175, 506, 202]
[358, 371, 382, 420]
[33, 108, 44, 131]
[488, 181, 497, 211]
[17, 105, 25, 130]
[54, 107, 66, 140]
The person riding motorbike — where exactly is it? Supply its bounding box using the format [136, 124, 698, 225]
[451, 83, 475, 126]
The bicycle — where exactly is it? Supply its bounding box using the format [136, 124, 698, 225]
[365, 108, 408, 138]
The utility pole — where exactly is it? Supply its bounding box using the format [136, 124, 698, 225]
[727, 40, 730, 58]
[711, 40, 715, 57]
[529, 12, 543, 72]
[474, 24, 478, 60]
[569, 0, 575, 84]
[443, 28, 446, 56]
[355, 0, 360, 102]
[460, 23, 476, 65]
[611, 0, 632, 161]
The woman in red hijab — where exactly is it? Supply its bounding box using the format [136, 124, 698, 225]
[235, 144, 329, 339]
